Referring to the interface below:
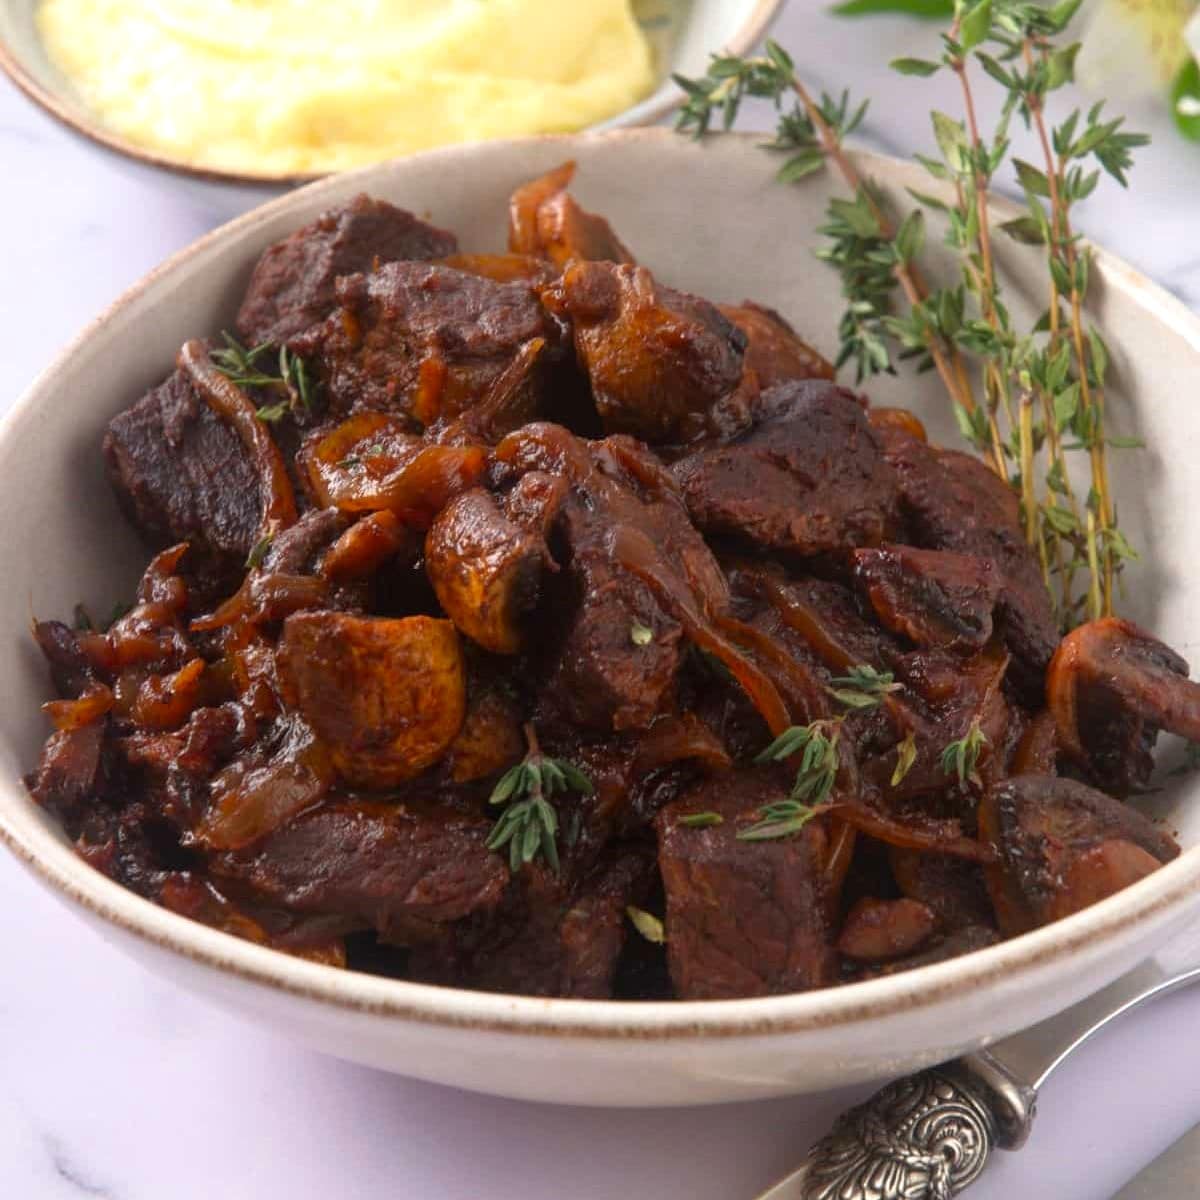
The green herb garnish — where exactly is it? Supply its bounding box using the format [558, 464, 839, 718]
[626, 906, 666, 944]
[828, 663, 900, 710]
[245, 533, 273, 570]
[678, 811, 724, 829]
[755, 720, 841, 806]
[211, 332, 277, 389]
[486, 725, 593, 874]
[737, 798, 826, 842]
[891, 729, 919, 787]
[940, 718, 989, 786]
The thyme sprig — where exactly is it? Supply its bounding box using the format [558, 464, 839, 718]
[486, 724, 594, 873]
[940, 717, 989, 785]
[737, 798, 829, 842]
[674, 1, 1148, 630]
[211, 332, 318, 423]
[754, 719, 841, 806]
[828, 664, 900, 710]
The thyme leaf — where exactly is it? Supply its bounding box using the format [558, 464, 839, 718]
[828, 663, 900, 710]
[940, 718, 989, 786]
[678, 811, 724, 828]
[755, 720, 840, 806]
[737, 799, 827, 842]
[626, 906, 666, 944]
[485, 726, 593, 873]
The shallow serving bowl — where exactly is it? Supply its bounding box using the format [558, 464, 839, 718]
[0, 0, 783, 214]
[3, 130, 1200, 1107]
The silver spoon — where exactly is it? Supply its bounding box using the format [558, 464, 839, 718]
[757, 957, 1200, 1200]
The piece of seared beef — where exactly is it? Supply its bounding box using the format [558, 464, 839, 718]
[672, 381, 901, 557]
[103, 368, 262, 587]
[542, 261, 745, 444]
[210, 798, 508, 944]
[411, 845, 656, 998]
[292, 262, 559, 425]
[235, 194, 458, 347]
[27, 720, 107, 829]
[879, 426, 1057, 696]
[656, 770, 838, 999]
[979, 774, 1179, 935]
[495, 423, 729, 733]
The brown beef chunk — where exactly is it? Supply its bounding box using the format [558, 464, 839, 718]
[27, 720, 106, 826]
[235, 194, 457, 347]
[103, 369, 262, 584]
[880, 427, 1057, 692]
[496, 424, 728, 732]
[851, 545, 1002, 651]
[211, 799, 507, 943]
[979, 774, 1178, 934]
[672, 381, 900, 556]
[411, 845, 655, 998]
[542, 261, 744, 443]
[292, 262, 558, 425]
[656, 770, 838, 999]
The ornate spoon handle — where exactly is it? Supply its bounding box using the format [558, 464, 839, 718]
[757, 957, 1200, 1200]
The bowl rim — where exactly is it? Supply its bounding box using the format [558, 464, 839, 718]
[0, 0, 785, 187]
[4, 128, 1200, 1041]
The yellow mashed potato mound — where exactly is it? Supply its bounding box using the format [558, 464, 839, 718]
[37, 0, 657, 175]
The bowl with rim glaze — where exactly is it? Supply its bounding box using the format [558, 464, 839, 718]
[2, 129, 1200, 1106]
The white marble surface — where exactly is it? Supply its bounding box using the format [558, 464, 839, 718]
[3, 3, 1200, 1197]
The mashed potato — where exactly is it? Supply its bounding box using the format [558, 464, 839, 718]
[37, 0, 657, 175]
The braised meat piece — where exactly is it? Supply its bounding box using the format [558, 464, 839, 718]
[104, 368, 263, 583]
[657, 771, 839, 999]
[292, 262, 558, 425]
[672, 381, 900, 557]
[1048, 617, 1200, 794]
[979, 774, 1179, 935]
[411, 845, 655, 998]
[543, 261, 744, 443]
[27, 720, 107, 828]
[212, 798, 508, 944]
[495, 423, 729, 732]
[236, 194, 457, 347]
[880, 428, 1057, 691]
[851, 545, 1001, 651]
[508, 161, 635, 268]
[718, 301, 835, 390]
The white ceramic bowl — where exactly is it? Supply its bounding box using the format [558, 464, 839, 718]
[3, 130, 1200, 1108]
[0, 0, 783, 215]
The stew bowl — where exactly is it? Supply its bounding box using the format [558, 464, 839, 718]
[2, 129, 1200, 1106]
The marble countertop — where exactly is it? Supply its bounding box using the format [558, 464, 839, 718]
[4, 4, 1200, 1197]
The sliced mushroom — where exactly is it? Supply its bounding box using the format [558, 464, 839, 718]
[978, 774, 1178, 935]
[277, 612, 466, 789]
[1048, 617, 1200, 793]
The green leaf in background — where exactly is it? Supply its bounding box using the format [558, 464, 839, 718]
[1172, 59, 1200, 142]
[891, 57, 942, 76]
[831, 0, 953, 16]
[958, 0, 993, 53]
